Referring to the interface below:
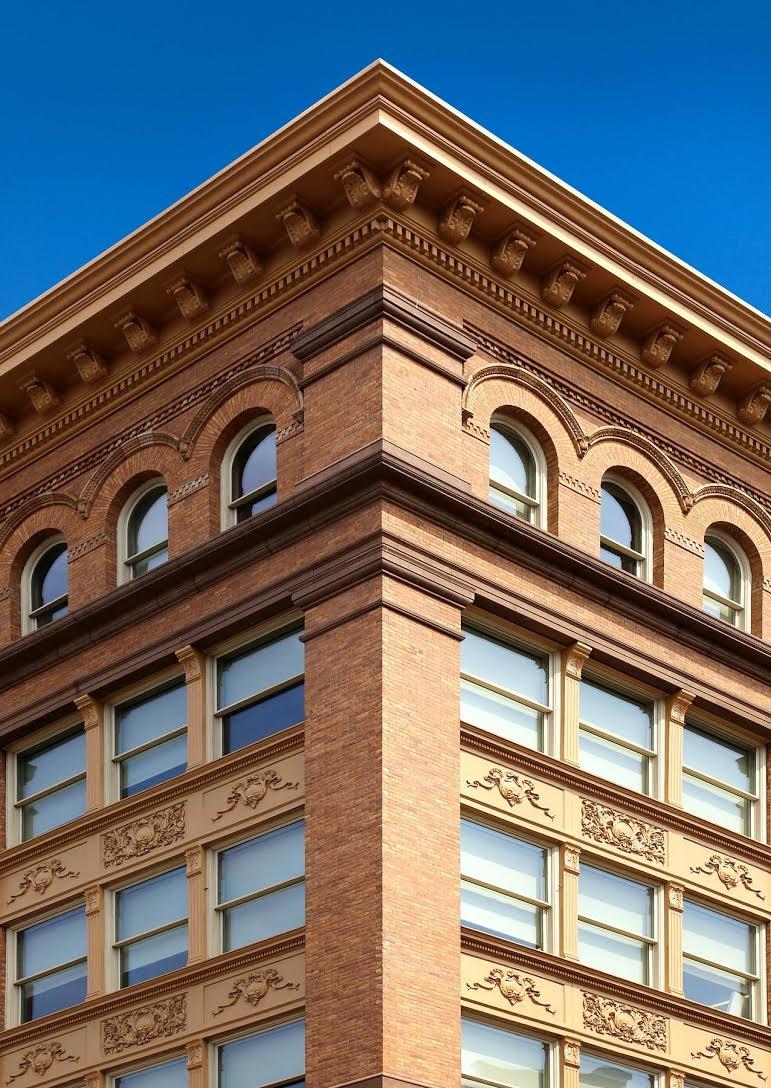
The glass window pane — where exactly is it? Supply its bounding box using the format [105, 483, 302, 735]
[117, 683, 187, 754]
[581, 1054, 653, 1088]
[684, 725, 753, 793]
[117, 1058, 188, 1088]
[224, 883, 305, 950]
[579, 730, 647, 794]
[461, 1019, 546, 1088]
[461, 881, 541, 947]
[579, 922, 648, 983]
[580, 681, 652, 749]
[121, 925, 188, 987]
[684, 958, 751, 1016]
[128, 488, 168, 557]
[461, 820, 546, 900]
[131, 546, 169, 577]
[32, 543, 68, 608]
[461, 680, 542, 749]
[117, 869, 187, 941]
[223, 682, 304, 753]
[490, 485, 533, 522]
[235, 489, 277, 522]
[22, 777, 87, 839]
[18, 729, 85, 800]
[233, 427, 277, 500]
[219, 823, 304, 903]
[682, 773, 749, 835]
[121, 732, 187, 798]
[580, 866, 652, 937]
[218, 630, 304, 710]
[219, 1020, 305, 1088]
[601, 484, 642, 552]
[490, 427, 535, 498]
[704, 538, 740, 602]
[684, 901, 753, 974]
[19, 907, 86, 978]
[462, 629, 547, 705]
[21, 961, 86, 1022]
[702, 593, 739, 624]
[600, 543, 640, 576]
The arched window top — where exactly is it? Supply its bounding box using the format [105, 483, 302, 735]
[488, 420, 543, 526]
[703, 532, 747, 627]
[122, 482, 168, 581]
[224, 419, 277, 527]
[600, 478, 649, 579]
[27, 538, 68, 631]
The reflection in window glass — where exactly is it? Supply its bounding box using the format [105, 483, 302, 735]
[579, 679, 654, 794]
[600, 483, 645, 577]
[461, 1018, 547, 1088]
[29, 541, 68, 628]
[489, 424, 539, 522]
[579, 865, 654, 984]
[683, 900, 756, 1018]
[114, 681, 187, 798]
[17, 728, 86, 840]
[703, 536, 744, 626]
[16, 906, 87, 1022]
[580, 1053, 653, 1088]
[115, 868, 188, 987]
[126, 486, 168, 578]
[218, 1020, 305, 1088]
[116, 1058, 188, 1088]
[461, 627, 549, 750]
[682, 723, 756, 835]
[230, 424, 277, 523]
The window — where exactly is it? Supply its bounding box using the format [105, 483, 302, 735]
[15, 726, 86, 840]
[579, 678, 655, 794]
[114, 868, 187, 987]
[580, 1053, 654, 1088]
[683, 722, 758, 836]
[461, 818, 550, 948]
[25, 538, 68, 631]
[115, 1058, 187, 1088]
[122, 483, 169, 581]
[703, 534, 747, 627]
[113, 680, 187, 798]
[15, 905, 87, 1022]
[215, 626, 304, 754]
[218, 1020, 304, 1088]
[462, 1018, 548, 1088]
[489, 421, 543, 525]
[600, 479, 648, 578]
[683, 899, 759, 1018]
[223, 420, 277, 528]
[216, 821, 304, 951]
[579, 864, 655, 984]
[461, 626, 550, 751]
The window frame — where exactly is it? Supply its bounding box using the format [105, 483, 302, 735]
[6, 714, 86, 846]
[213, 1015, 305, 1088]
[22, 535, 69, 634]
[220, 416, 277, 530]
[682, 894, 765, 1022]
[107, 861, 189, 991]
[117, 479, 169, 585]
[461, 1012, 555, 1088]
[599, 475, 652, 582]
[108, 1052, 188, 1088]
[579, 1048, 659, 1088]
[682, 712, 764, 841]
[703, 529, 750, 631]
[7, 899, 88, 1027]
[488, 416, 547, 529]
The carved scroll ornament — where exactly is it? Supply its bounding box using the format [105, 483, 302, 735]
[690, 854, 765, 900]
[692, 1038, 767, 1080]
[582, 992, 666, 1052]
[467, 967, 556, 1015]
[213, 969, 299, 1015]
[6, 1043, 78, 1085]
[581, 799, 665, 865]
[212, 769, 300, 821]
[7, 859, 79, 904]
[103, 802, 184, 867]
[103, 995, 187, 1055]
[466, 766, 555, 819]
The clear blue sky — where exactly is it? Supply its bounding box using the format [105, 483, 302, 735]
[1, 1, 769, 322]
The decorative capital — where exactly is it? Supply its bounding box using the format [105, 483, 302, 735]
[276, 198, 320, 248]
[85, 884, 102, 915]
[490, 225, 539, 278]
[382, 158, 430, 211]
[563, 1039, 581, 1068]
[541, 259, 587, 308]
[185, 846, 203, 877]
[175, 644, 204, 683]
[667, 688, 695, 724]
[67, 342, 107, 383]
[18, 371, 59, 414]
[640, 322, 684, 368]
[563, 641, 592, 680]
[562, 844, 581, 874]
[186, 1041, 204, 1071]
[74, 693, 102, 731]
[667, 882, 684, 911]
[738, 383, 771, 426]
[334, 159, 381, 210]
[667, 1073, 685, 1088]
[218, 237, 262, 285]
[689, 353, 733, 397]
[590, 291, 636, 338]
[167, 278, 208, 321]
[438, 191, 484, 245]
[115, 311, 156, 354]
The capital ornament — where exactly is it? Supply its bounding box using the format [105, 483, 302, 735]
[689, 354, 733, 397]
[589, 292, 635, 338]
[541, 260, 587, 308]
[334, 159, 381, 210]
[67, 342, 107, 383]
[490, 226, 538, 278]
[6, 1043, 79, 1085]
[212, 769, 299, 821]
[115, 311, 156, 354]
[438, 191, 484, 245]
[19, 372, 59, 414]
[667, 688, 695, 724]
[103, 802, 185, 867]
[175, 645, 202, 682]
[466, 767, 555, 819]
[667, 883, 684, 911]
[103, 995, 187, 1055]
[167, 278, 208, 321]
[581, 799, 666, 865]
[382, 158, 430, 211]
[640, 323, 684, 368]
[276, 199, 319, 248]
[563, 1040, 581, 1068]
[690, 854, 765, 900]
[564, 641, 592, 680]
[582, 992, 667, 1052]
[7, 859, 80, 904]
[691, 1039, 767, 1080]
[218, 238, 262, 285]
[213, 969, 300, 1015]
[467, 967, 556, 1015]
[738, 383, 771, 427]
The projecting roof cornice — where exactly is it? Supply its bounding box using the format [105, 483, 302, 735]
[0, 60, 769, 449]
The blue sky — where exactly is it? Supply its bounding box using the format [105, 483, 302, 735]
[1, 1, 769, 321]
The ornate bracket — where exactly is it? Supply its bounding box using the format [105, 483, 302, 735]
[334, 159, 381, 210]
[382, 158, 430, 210]
[738, 383, 771, 426]
[541, 260, 587, 308]
[167, 278, 208, 321]
[438, 191, 484, 245]
[67, 342, 107, 383]
[218, 238, 262, 285]
[640, 322, 684, 368]
[590, 291, 635, 338]
[115, 311, 156, 354]
[276, 199, 320, 248]
[18, 372, 59, 414]
[490, 226, 539, 278]
[689, 354, 733, 397]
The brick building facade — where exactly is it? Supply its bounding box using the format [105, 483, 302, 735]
[0, 59, 770, 1088]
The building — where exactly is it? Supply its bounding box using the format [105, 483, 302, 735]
[0, 56, 770, 1088]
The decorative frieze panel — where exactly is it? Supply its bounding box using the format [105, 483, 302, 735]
[581, 799, 666, 865]
[688, 851, 765, 902]
[461, 751, 564, 825]
[582, 991, 667, 1052]
[102, 996, 187, 1055]
[203, 753, 304, 827]
[103, 802, 185, 868]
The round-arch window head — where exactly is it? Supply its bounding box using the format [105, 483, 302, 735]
[600, 481, 646, 577]
[126, 485, 168, 579]
[29, 541, 68, 629]
[703, 535, 744, 626]
[489, 423, 539, 523]
[230, 424, 277, 523]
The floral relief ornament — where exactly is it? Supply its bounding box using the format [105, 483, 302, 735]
[7, 860, 79, 904]
[690, 854, 765, 901]
[6, 1043, 79, 1085]
[581, 799, 665, 865]
[212, 769, 299, 821]
[103, 802, 185, 867]
[103, 995, 186, 1055]
[467, 967, 556, 1015]
[582, 992, 667, 1052]
[213, 969, 300, 1015]
[466, 767, 555, 819]
[692, 1039, 767, 1080]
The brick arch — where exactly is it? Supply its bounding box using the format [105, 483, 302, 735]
[0, 493, 79, 554]
[691, 484, 771, 541]
[584, 428, 692, 514]
[77, 432, 181, 518]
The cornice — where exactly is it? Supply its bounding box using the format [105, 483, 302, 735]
[461, 929, 771, 1047]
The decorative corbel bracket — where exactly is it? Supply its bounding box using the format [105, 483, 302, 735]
[640, 322, 684, 368]
[0, 413, 15, 441]
[382, 158, 430, 211]
[738, 383, 771, 426]
[689, 353, 733, 397]
[334, 159, 381, 210]
[167, 278, 208, 321]
[438, 191, 484, 245]
[564, 641, 592, 680]
[218, 238, 263, 286]
[589, 291, 636, 338]
[115, 311, 156, 354]
[490, 225, 539, 278]
[276, 199, 320, 248]
[67, 342, 107, 384]
[18, 371, 59, 414]
[541, 260, 587, 308]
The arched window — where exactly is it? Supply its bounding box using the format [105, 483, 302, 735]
[489, 420, 544, 526]
[600, 478, 649, 579]
[25, 538, 68, 631]
[222, 419, 277, 528]
[121, 482, 168, 582]
[703, 533, 747, 628]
